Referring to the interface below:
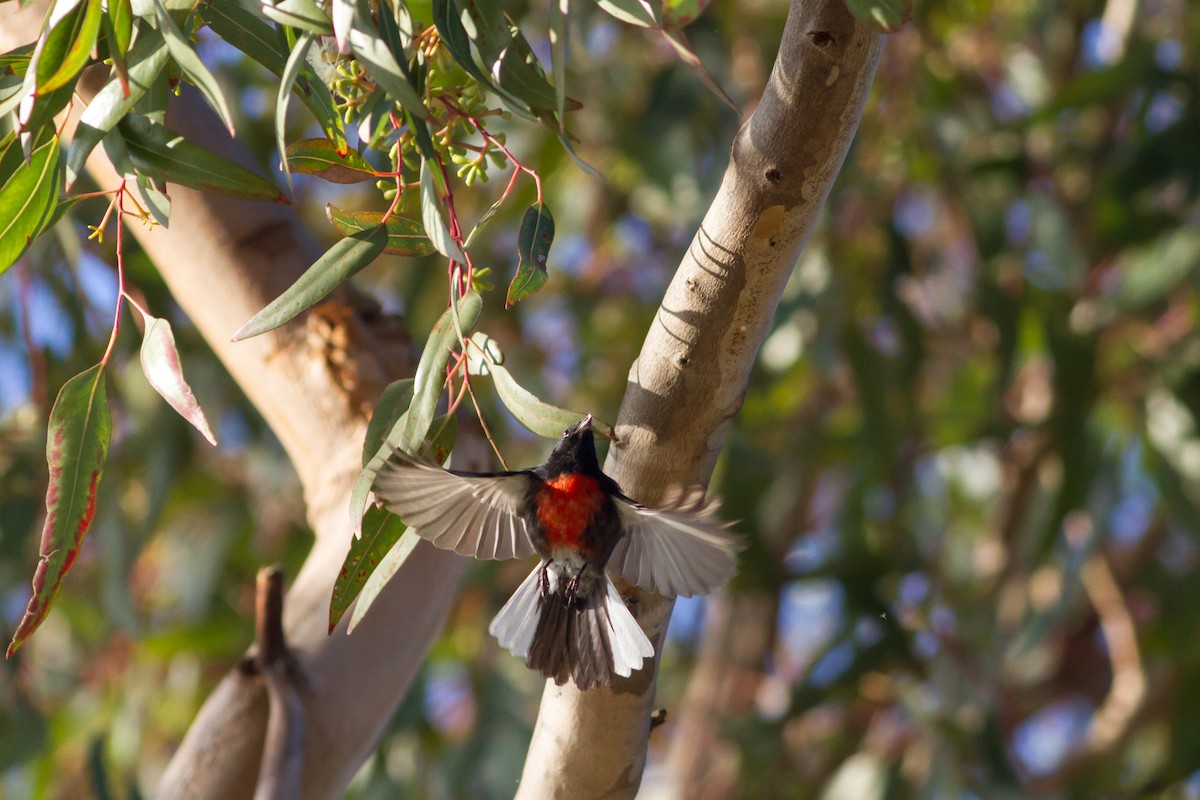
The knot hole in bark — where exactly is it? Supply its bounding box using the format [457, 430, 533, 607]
[765, 167, 783, 184]
[807, 30, 835, 48]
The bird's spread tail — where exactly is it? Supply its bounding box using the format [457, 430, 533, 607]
[488, 567, 654, 690]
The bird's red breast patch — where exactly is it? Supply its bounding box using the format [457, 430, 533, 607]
[536, 473, 603, 548]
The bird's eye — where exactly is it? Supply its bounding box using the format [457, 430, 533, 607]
[562, 428, 570, 437]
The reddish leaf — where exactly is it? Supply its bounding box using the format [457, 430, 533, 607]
[138, 310, 217, 445]
[325, 205, 436, 257]
[285, 138, 376, 184]
[7, 364, 110, 658]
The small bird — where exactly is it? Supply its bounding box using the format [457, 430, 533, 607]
[373, 415, 741, 690]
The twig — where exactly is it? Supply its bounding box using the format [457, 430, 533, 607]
[250, 566, 306, 800]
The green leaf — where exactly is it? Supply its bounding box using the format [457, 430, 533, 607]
[205, 0, 349, 153]
[463, 0, 557, 113]
[344, 413, 457, 632]
[402, 291, 481, 450]
[0, 134, 60, 275]
[549, 0, 567, 132]
[1115, 228, 1200, 309]
[592, 0, 659, 28]
[330, 0, 353, 50]
[469, 333, 614, 439]
[7, 364, 111, 658]
[329, 505, 406, 632]
[106, 0, 133, 59]
[660, 28, 735, 111]
[843, 0, 910, 32]
[262, 0, 332, 35]
[325, 205, 435, 256]
[153, 0, 235, 133]
[419, 158, 465, 262]
[137, 309, 218, 445]
[67, 27, 168, 187]
[275, 32, 314, 193]
[430, 0, 532, 122]
[350, 380, 414, 528]
[506, 202, 554, 307]
[491, 362, 611, 438]
[118, 115, 285, 201]
[361, 378, 415, 468]
[349, 0, 427, 120]
[345, 525, 419, 633]
[35, 0, 103, 94]
[662, 0, 710, 28]
[285, 138, 376, 183]
[232, 225, 389, 341]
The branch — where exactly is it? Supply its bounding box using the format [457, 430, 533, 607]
[515, 2, 883, 796]
[248, 566, 304, 800]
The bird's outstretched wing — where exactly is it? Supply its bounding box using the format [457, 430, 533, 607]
[373, 453, 537, 560]
[608, 488, 742, 597]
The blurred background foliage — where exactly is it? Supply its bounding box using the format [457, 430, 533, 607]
[3, 0, 1200, 797]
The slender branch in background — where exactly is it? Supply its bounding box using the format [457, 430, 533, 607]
[250, 566, 305, 800]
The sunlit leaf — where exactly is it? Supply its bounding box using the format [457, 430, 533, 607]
[330, 0, 353, 52]
[285, 138, 376, 183]
[419, 159, 465, 263]
[469, 333, 613, 439]
[325, 205, 435, 256]
[592, 0, 658, 28]
[231, 225, 388, 341]
[34, 0, 103, 94]
[0, 133, 60, 275]
[137, 309, 218, 445]
[495, 362, 610, 439]
[275, 32, 313, 193]
[106, 0, 132, 59]
[844, 0, 910, 32]
[7, 364, 110, 658]
[506, 202, 554, 307]
[153, 0, 234, 133]
[550, 0, 567, 132]
[118, 115, 285, 201]
[66, 27, 168, 187]
[261, 0, 332, 35]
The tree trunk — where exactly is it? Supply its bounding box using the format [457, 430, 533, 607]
[514, 1, 883, 796]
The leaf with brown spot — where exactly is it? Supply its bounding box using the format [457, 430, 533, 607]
[286, 138, 376, 184]
[325, 205, 436, 257]
[8, 364, 110, 658]
[328, 505, 406, 633]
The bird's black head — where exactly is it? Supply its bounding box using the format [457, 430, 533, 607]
[542, 415, 600, 477]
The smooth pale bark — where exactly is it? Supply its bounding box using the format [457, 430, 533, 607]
[0, 7, 470, 798]
[515, 2, 883, 797]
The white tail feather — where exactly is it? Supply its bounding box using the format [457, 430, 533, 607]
[603, 576, 654, 677]
[488, 568, 542, 658]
